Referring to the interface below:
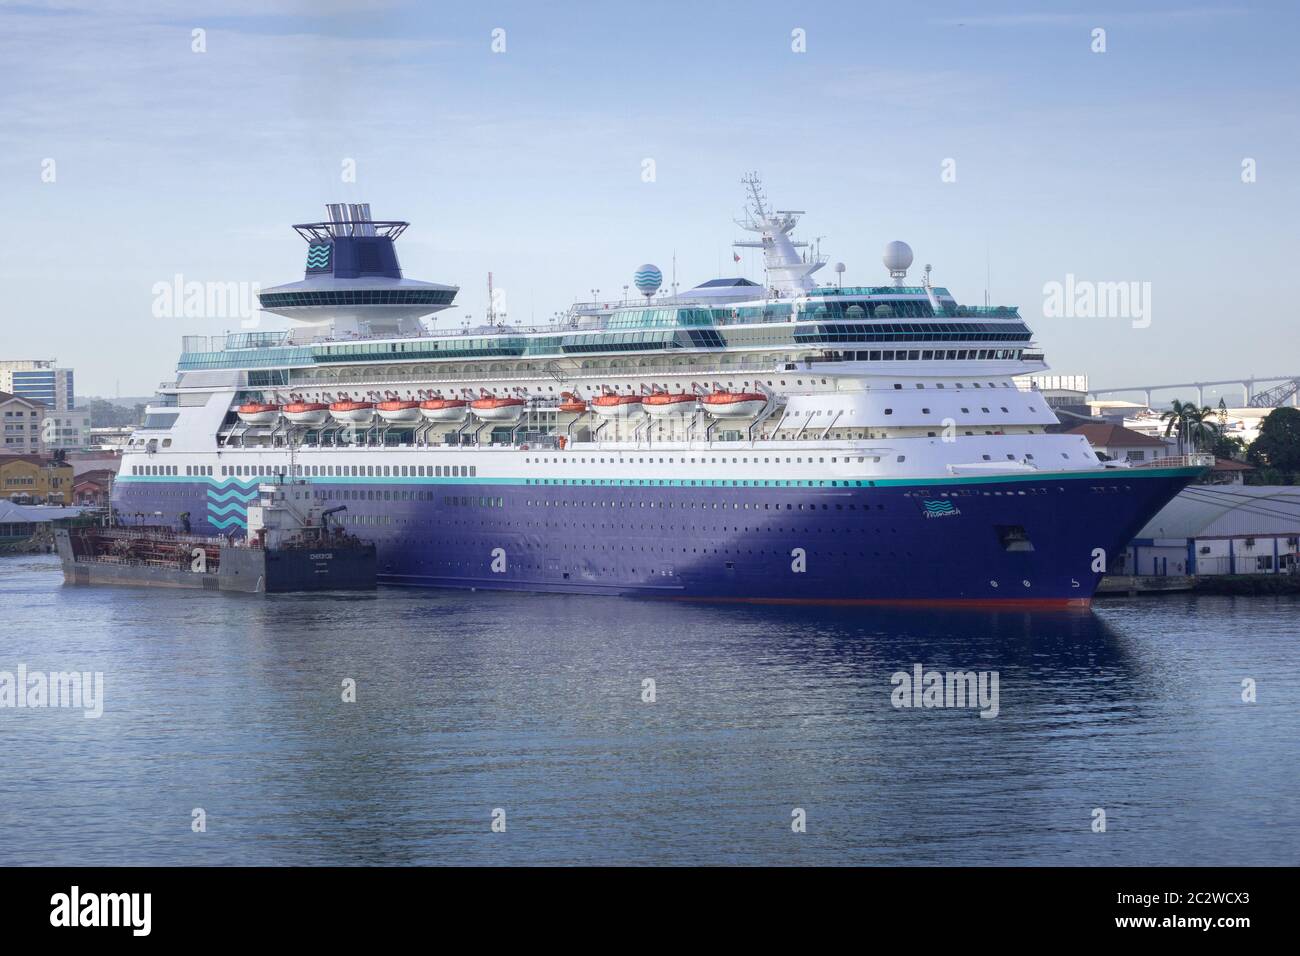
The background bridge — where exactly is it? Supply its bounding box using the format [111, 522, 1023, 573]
[1087, 374, 1300, 408]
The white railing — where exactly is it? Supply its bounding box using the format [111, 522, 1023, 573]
[1131, 454, 1214, 469]
[285, 365, 1039, 392]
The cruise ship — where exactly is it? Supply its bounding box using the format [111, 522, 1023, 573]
[114, 179, 1207, 606]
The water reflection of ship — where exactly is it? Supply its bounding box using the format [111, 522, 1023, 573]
[158, 593, 1154, 864]
[626, 602, 1139, 678]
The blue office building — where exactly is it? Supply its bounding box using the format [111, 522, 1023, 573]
[0, 361, 74, 411]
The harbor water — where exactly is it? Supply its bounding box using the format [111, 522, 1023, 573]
[1, 554, 1296, 866]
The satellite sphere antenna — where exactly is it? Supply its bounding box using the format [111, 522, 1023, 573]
[883, 241, 913, 286]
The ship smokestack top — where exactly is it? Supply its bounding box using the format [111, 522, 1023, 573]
[291, 203, 409, 280]
[259, 204, 458, 336]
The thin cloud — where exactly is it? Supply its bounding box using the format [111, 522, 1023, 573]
[930, 7, 1249, 27]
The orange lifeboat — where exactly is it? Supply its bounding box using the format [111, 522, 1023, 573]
[328, 399, 375, 424]
[700, 390, 767, 419]
[376, 399, 421, 424]
[282, 401, 329, 426]
[591, 394, 644, 418]
[559, 391, 588, 414]
[470, 396, 526, 423]
[236, 402, 281, 426]
[643, 392, 698, 418]
[419, 398, 469, 422]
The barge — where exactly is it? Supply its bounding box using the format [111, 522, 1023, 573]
[57, 479, 375, 593]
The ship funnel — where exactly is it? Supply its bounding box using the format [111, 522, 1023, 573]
[326, 203, 349, 237]
[352, 203, 375, 237]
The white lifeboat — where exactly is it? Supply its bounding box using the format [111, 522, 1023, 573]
[643, 392, 698, 418]
[591, 394, 644, 418]
[376, 400, 422, 424]
[471, 396, 526, 423]
[701, 390, 767, 418]
[282, 402, 330, 426]
[329, 400, 375, 424]
[419, 398, 470, 422]
[236, 402, 281, 426]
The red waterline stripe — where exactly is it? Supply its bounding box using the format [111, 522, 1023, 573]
[660, 595, 1093, 609]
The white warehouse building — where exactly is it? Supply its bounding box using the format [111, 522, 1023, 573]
[1121, 485, 1300, 576]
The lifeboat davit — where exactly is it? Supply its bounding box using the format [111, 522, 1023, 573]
[376, 400, 422, 424]
[701, 391, 767, 418]
[471, 396, 526, 423]
[591, 394, 644, 418]
[282, 402, 330, 426]
[236, 402, 281, 426]
[643, 392, 698, 418]
[328, 399, 375, 424]
[419, 398, 469, 422]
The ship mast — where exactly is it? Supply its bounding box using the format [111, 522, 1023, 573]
[732, 173, 826, 296]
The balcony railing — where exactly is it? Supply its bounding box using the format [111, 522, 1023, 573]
[1129, 454, 1215, 469]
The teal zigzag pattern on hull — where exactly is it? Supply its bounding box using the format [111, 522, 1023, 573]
[204, 479, 258, 531]
[207, 486, 260, 504]
[921, 499, 957, 514]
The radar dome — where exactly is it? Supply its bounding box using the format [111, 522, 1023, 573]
[883, 241, 913, 275]
[633, 263, 662, 298]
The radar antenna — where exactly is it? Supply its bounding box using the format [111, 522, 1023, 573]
[738, 173, 770, 227]
[486, 272, 505, 327]
[732, 173, 825, 295]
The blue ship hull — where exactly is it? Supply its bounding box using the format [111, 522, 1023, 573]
[111, 465, 1198, 606]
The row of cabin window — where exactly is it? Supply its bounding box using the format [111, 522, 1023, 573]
[137, 463, 478, 478]
[212, 463, 477, 478]
[893, 381, 1015, 389]
[525, 456, 876, 465]
[823, 349, 1023, 361]
[883, 405, 1017, 415]
[294, 463, 477, 478]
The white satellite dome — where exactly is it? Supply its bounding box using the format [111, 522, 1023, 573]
[883, 240, 914, 275]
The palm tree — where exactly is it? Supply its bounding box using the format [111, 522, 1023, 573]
[1161, 399, 1191, 453]
[1161, 399, 1220, 453]
[1185, 404, 1220, 452]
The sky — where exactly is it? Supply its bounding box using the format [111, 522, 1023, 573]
[2, 0, 1297, 400]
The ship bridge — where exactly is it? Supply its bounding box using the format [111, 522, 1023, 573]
[258, 202, 459, 338]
